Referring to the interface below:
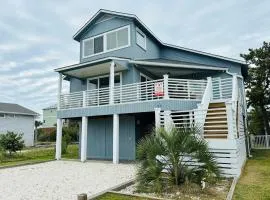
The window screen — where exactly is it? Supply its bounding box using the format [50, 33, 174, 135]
[117, 28, 129, 47]
[94, 36, 104, 54]
[83, 39, 94, 57]
[107, 31, 117, 50]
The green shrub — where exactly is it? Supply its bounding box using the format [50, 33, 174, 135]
[0, 145, 4, 162]
[37, 128, 56, 142]
[136, 128, 220, 193]
[0, 132, 24, 156]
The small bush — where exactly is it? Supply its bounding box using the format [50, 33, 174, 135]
[0, 132, 25, 156]
[0, 145, 4, 162]
[136, 128, 220, 193]
[37, 128, 56, 142]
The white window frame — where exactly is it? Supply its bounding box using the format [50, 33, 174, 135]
[0, 113, 5, 118]
[136, 28, 147, 50]
[87, 72, 122, 90]
[82, 25, 131, 59]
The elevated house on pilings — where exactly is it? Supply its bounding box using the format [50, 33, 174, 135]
[54, 9, 248, 177]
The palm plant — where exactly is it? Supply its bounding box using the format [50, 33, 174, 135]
[136, 128, 220, 193]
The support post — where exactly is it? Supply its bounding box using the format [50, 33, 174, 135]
[109, 61, 115, 105]
[81, 116, 88, 162]
[164, 110, 173, 132]
[163, 74, 169, 99]
[226, 102, 235, 139]
[83, 91, 87, 107]
[55, 118, 62, 160]
[113, 114, 119, 164]
[155, 108, 161, 131]
[57, 73, 62, 110]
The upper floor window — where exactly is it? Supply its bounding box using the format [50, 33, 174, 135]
[82, 25, 130, 58]
[136, 28, 146, 50]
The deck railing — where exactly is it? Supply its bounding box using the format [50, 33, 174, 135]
[59, 78, 207, 109]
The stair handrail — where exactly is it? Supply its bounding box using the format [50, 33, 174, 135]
[195, 77, 213, 135]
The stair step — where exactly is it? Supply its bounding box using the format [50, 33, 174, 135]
[206, 112, 227, 117]
[204, 135, 227, 139]
[204, 125, 228, 129]
[204, 121, 227, 125]
[205, 116, 227, 120]
[208, 103, 226, 108]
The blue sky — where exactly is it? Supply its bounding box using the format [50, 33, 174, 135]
[0, 0, 269, 115]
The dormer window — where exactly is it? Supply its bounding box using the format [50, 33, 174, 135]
[136, 28, 146, 50]
[82, 25, 130, 58]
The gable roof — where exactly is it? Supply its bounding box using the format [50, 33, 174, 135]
[73, 9, 246, 66]
[0, 102, 38, 116]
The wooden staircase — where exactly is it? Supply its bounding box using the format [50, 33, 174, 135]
[204, 102, 228, 139]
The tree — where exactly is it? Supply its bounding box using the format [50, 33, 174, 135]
[247, 107, 265, 135]
[136, 128, 220, 193]
[0, 132, 24, 156]
[34, 121, 43, 145]
[241, 41, 270, 135]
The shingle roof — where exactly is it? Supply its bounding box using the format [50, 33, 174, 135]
[43, 104, 57, 110]
[0, 102, 39, 116]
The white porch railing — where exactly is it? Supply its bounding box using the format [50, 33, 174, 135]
[212, 77, 232, 99]
[59, 78, 207, 109]
[159, 108, 230, 138]
[250, 135, 270, 149]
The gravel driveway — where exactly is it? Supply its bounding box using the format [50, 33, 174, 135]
[0, 160, 136, 200]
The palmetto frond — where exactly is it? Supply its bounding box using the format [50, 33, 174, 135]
[136, 127, 220, 192]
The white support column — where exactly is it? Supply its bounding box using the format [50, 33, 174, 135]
[81, 116, 88, 162]
[109, 61, 115, 105]
[55, 118, 63, 160]
[57, 73, 63, 110]
[155, 108, 161, 130]
[164, 110, 173, 132]
[163, 74, 169, 99]
[83, 91, 87, 107]
[113, 114, 119, 164]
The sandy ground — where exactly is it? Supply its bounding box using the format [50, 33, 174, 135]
[0, 160, 136, 200]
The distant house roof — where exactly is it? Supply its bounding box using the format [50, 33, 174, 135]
[73, 9, 246, 65]
[43, 104, 57, 110]
[0, 102, 39, 116]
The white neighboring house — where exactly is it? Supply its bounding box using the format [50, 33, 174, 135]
[0, 102, 39, 146]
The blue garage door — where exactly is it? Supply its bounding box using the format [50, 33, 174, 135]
[87, 116, 135, 160]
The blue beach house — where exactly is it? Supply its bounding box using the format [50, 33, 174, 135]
[54, 9, 248, 177]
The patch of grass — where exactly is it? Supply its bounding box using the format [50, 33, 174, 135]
[233, 150, 270, 200]
[94, 192, 155, 200]
[0, 144, 79, 167]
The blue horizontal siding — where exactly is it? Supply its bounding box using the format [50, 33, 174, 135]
[57, 99, 200, 118]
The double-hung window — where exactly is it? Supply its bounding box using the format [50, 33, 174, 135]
[83, 25, 130, 58]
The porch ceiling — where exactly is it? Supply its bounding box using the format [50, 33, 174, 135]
[63, 60, 127, 79]
[130, 59, 227, 78]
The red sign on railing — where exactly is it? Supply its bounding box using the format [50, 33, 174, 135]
[154, 82, 164, 96]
